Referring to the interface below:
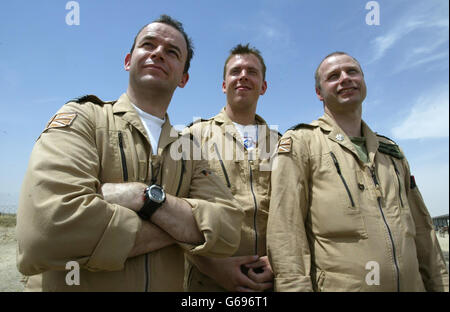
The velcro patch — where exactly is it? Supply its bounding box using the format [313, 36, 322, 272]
[378, 141, 404, 159]
[278, 137, 292, 154]
[46, 113, 77, 130]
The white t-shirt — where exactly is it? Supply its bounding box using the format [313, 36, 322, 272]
[233, 122, 258, 150]
[132, 104, 165, 155]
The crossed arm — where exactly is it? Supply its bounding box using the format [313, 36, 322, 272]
[100, 182, 204, 258]
[101, 182, 273, 291]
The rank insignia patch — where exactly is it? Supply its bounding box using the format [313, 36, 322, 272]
[278, 137, 292, 154]
[46, 113, 77, 129]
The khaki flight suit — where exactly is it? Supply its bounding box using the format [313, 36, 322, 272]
[183, 109, 280, 291]
[16, 94, 244, 292]
[267, 113, 449, 292]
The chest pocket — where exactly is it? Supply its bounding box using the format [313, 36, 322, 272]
[309, 152, 368, 239]
[99, 130, 148, 183]
[98, 130, 128, 183]
[159, 146, 191, 197]
[209, 143, 234, 192]
[388, 157, 416, 237]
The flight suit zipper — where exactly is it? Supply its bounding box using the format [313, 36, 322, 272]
[370, 167, 400, 292]
[118, 131, 128, 182]
[249, 162, 258, 255]
[390, 158, 404, 208]
[213, 143, 231, 188]
[330, 152, 355, 207]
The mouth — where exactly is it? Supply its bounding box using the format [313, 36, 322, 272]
[235, 85, 251, 91]
[338, 87, 358, 95]
[143, 61, 167, 74]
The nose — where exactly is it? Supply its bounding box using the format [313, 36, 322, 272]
[150, 45, 164, 60]
[238, 69, 248, 80]
[339, 71, 352, 84]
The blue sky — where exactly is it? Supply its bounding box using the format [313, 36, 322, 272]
[0, 0, 448, 217]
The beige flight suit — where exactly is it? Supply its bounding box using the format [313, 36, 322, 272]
[16, 94, 244, 292]
[183, 109, 280, 291]
[267, 113, 449, 292]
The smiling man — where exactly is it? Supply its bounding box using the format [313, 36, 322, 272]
[184, 44, 280, 292]
[267, 52, 449, 292]
[16, 15, 243, 292]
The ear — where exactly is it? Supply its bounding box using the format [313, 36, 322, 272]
[260, 81, 268, 95]
[315, 87, 324, 101]
[222, 81, 227, 94]
[124, 53, 132, 71]
[178, 72, 189, 88]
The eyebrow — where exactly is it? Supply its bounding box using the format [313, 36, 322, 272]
[139, 35, 183, 56]
[229, 65, 260, 72]
[326, 64, 359, 75]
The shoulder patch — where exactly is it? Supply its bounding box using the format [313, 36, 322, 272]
[186, 118, 209, 128]
[378, 141, 404, 159]
[67, 94, 107, 105]
[288, 123, 316, 131]
[45, 112, 77, 130]
[277, 137, 292, 154]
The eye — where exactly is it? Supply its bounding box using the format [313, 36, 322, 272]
[230, 68, 240, 75]
[328, 73, 338, 81]
[168, 49, 179, 58]
[142, 42, 154, 48]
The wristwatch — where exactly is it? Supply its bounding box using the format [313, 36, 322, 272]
[137, 185, 166, 220]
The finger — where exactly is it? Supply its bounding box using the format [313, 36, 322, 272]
[245, 260, 266, 269]
[237, 272, 262, 290]
[248, 268, 273, 283]
[257, 282, 274, 291]
[236, 255, 259, 265]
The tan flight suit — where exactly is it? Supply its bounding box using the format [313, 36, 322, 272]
[16, 94, 244, 292]
[267, 113, 449, 292]
[183, 109, 280, 291]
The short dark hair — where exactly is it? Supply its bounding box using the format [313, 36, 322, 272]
[130, 14, 194, 74]
[223, 43, 266, 80]
[315, 51, 364, 90]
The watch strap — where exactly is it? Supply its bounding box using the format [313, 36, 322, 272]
[137, 187, 163, 220]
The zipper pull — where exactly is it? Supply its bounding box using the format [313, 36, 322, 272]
[370, 167, 382, 198]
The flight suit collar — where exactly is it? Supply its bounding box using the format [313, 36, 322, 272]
[212, 108, 273, 146]
[361, 120, 379, 165]
[316, 113, 378, 165]
[112, 93, 179, 155]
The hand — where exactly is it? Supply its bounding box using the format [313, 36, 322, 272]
[193, 255, 272, 292]
[244, 256, 274, 291]
[100, 182, 146, 211]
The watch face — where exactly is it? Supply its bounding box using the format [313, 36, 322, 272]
[148, 185, 165, 203]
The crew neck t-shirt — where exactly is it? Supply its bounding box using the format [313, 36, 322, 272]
[132, 103, 165, 155]
[350, 136, 369, 163]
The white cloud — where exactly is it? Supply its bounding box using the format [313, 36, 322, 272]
[412, 162, 449, 217]
[370, 2, 449, 66]
[392, 86, 449, 139]
[371, 20, 424, 62]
